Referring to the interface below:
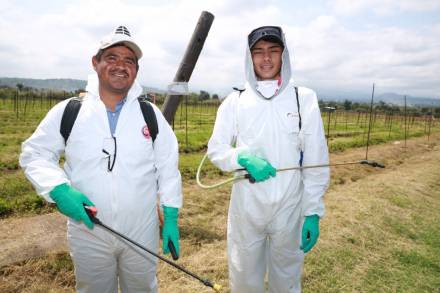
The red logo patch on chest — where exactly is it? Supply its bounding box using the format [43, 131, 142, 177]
[142, 125, 151, 139]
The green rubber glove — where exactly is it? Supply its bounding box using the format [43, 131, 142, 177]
[237, 151, 276, 182]
[49, 183, 95, 229]
[162, 206, 180, 257]
[301, 215, 320, 253]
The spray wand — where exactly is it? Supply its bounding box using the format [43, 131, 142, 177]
[84, 206, 222, 292]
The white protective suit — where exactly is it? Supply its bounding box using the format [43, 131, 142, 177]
[207, 35, 329, 292]
[20, 73, 182, 293]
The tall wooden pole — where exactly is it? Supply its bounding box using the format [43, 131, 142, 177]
[162, 11, 215, 124]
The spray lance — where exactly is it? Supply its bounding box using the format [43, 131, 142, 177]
[83, 206, 222, 292]
[196, 153, 385, 189]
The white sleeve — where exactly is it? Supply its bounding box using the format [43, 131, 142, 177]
[152, 105, 183, 208]
[19, 101, 70, 202]
[207, 93, 249, 172]
[300, 88, 330, 218]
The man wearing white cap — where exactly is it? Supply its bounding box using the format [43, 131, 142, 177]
[20, 26, 182, 293]
[208, 26, 330, 292]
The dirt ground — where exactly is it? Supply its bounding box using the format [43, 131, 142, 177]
[0, 212, 67, 267]
[0, 133, 439, 278]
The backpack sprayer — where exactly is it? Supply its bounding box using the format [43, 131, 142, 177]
[84, 206, 222, 292]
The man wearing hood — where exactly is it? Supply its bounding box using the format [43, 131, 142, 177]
[19, 26, 182, 293]
[207, 26, 330, 292]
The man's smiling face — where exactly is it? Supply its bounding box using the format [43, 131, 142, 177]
[92, 45, 138, 96]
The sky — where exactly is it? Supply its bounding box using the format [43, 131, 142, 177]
[0, 0, 439, 98]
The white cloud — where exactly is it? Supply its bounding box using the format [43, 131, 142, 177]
[330, 0, 440, 16]
[0, 0, 439, 98]
[285, 15, 440, 96]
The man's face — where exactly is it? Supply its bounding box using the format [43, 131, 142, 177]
[251, 39, 283, 81]
[92, 45, 138, 96]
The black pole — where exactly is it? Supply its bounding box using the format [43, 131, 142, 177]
[84, 208, 218, 290]
[23, 90, 29, 120]
[327, 111, 331, 145]
[345, 111, 348, 132]
[161, 11, 215, 124]
[365, 83, 375, 160]
[388, 112, 393, 139]
[404, 95, 407, 149]
[324, 107, 335, 145]
[14, 89, 18, 119]
[428, 103, 433, 141]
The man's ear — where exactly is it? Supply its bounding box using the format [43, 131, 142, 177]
[92, 56, 98, 71]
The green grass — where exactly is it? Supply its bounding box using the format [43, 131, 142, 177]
[1, 98, 440, 220]
[301, 151, 440, 293]
[0, 171, 54, 217]
[179, 152, 227, 180]
[0, 115, 439, 292]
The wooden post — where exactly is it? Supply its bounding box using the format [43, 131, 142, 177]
[161, 11, 214, 124]
[388, 112, 393, 138]
[324, 107, 335, 146]
[428, 104, 433, 141]
[404, 95, 407, 149]
[23, 91, 28, 120]
[365, 83, 375, 160]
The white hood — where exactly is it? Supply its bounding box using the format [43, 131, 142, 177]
[244, 32, 292, 99]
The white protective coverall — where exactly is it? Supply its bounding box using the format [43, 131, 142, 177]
[207, 36, 329, 292]
[20, 73, 182, 293]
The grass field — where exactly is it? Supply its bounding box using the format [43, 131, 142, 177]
[1, 97, 438, 218]
[0, 97, 440, 292]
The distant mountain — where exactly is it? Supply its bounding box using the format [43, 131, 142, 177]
[375, 93, 440, 107]
[0, 77, 165, 94]
[1, 77, 438, 106]
[0, 77, 86, 92]
[317, 89, 440, 107]
[317, 90, 369, 102]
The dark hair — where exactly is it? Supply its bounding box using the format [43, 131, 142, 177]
[95, 44, 139, 71]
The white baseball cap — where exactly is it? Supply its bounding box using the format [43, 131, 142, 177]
[97, 25, 143, 59]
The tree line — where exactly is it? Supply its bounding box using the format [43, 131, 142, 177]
[1, 84, 439, 117]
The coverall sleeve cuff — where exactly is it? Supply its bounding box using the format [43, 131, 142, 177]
[160, 203, 182, 209]
[41, 192, 55, 203]
[38, 179, 71, 203]
[303, 210, 325, 219]
[231, 146, 251, 170]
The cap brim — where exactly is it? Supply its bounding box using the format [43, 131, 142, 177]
[248, 26, 284, 49]
[100, 40, 143, 60]
[250, 35, 284, 49]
